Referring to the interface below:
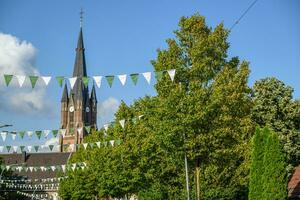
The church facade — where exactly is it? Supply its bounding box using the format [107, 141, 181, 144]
[59, 26, 97, 152]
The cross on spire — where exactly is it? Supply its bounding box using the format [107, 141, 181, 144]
[80, 8, 84, 28]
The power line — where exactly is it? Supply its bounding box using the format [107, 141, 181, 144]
[229, 0, 259, 31]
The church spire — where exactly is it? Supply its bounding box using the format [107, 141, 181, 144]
[61, 84, 69, 102]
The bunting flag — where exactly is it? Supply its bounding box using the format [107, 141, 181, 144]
[77, 127, 83, 135]
[93, 76, 102, 88]
[105, 75, 114, 88]
[34, 146, 39, 152]
[20, 146, 25, 152]
[130, 73, 139, 85]
[49, 145, 54, 151]
[43, 130, 51, 138]
[142, 72, 151, 84]
[19, 131, 25, 139]
[11, 133, 17, 140]
[85, 126, 91, 134]
[69, 77, 77, 89]
[4, 75, 13, 86]
[52, 130, 58, 138]
[27, 146, 32, 152]
[56, 76, 64, 87]
[0, 146, 3, 152]
[1, 132, 7, 141]
[6, 146, 11, 152]
[83, 143, 88, 150]
[96, 142, 101, 148]
[118, 74, 127, 86]
[155, 71, 164, 81]
[59, 129, 66, 137]
[27, 131, 33, 138]
[16, 75, 26, 87]
[29, 76, 39, 88]
[167, 69, 176, 82]
[119, 119, 125, 129]
[35, 131, 42, 139]
[82, 76, 90, 87]
[41, 76, 51, 86]
[110, 140, 115, 146]
[13, 146, 18, 152]
[103, 124, 109, 132]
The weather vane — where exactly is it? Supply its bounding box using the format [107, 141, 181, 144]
[80, 8, 84, 28]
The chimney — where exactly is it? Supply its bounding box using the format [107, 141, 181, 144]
[22, 151, 27, 163]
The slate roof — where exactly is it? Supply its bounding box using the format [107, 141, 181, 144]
[0, 152, 71, 180]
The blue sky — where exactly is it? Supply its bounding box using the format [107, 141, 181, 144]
[0, 0, 299, 150]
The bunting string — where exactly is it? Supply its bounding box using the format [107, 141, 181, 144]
[0, 69, 176, 88]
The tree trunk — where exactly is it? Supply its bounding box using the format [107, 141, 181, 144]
[195, 158, 200, 200]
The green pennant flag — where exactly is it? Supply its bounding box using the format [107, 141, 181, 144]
[4, 75, 13, 86]
[19, 131, 25, 139]
[103, 141, 108, 147]
[63, 144, 69, 151]
[154, 71, 164, 81]
[6, 146, 11, 152]
[0, 166, 5, 171]
[82, 77, 90, 87]
[35, 131, 42, 139]
[76, 144, 81, 150]
[132, 117, 137, 124]
[105, 75, 114, 88]
[130, 73, 139, 85]
[85, 126, 91, 134]
[116, 139, 122, 146]
[34, 146, 39, 152]
[89, 143, 94, 148]
[29, 76, 39, 88]
[55, 76, 64, 87]
[52, 130, 58, 138]
[49, 145, 54, 151]
[20, 146, 25, 152]
[111, 122, 116, 127]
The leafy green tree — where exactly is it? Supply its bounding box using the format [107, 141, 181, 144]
[252, 77, 300, 171]
[262, 127, 287, 199]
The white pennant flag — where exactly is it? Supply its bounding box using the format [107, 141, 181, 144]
[71, 164, 76, 171]
[119, 119, 125, 129]
[0, 146, 4, 152]
[93, 76, 102, 88]
[110, 140, 115, 146]
[70, 144, 75, 151]
[51, 166, 56, 172]
[142, 72, 151, 84]
[68, 77, 77, 89]
[43, 130, 51, 138]
[103, 124, 109, 132]
[59, 129, 66, 137]
[16, 75, 26, 87]
[13, 146, 18, 152]
[167, 69, 176, 82]
[83, 143, 88, 150]
[27, 146, 32, 152]
[96, 142, 101, 148]
[138, 115, 144, 120]
[41, 76, 51, 86]
[0, 132, 7, 141]
[77, 127, 83, 135]
[6, 165, 10, 171]
[11, 134, 17, 140]
[27, 131, 33, 138]
[29, 167, 34, 172]
[61, 165, 66, 172]
[118, 74, 127, 86]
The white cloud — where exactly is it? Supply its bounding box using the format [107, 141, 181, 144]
[98, 97, 120, 124]
[0, 33, 54, 116]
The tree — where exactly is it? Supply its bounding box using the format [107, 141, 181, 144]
[252, 77, 300, 171]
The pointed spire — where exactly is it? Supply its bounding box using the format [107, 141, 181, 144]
[61, 84, 69, 102]
[90, 84, 97, 103]
[73, 28, 87, 77]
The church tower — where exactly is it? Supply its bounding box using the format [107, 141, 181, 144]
[59, 17, 97, 152]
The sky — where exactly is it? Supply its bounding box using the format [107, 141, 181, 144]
[0, 0, 299, 152]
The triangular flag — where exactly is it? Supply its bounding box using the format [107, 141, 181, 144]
[49, 145, 54, 151]
[82, 77, 90, 87]
[77, 127, 83, 135]
[6, 146, 11, 152]
[118, 74, 127, 86]
[83, 143, 88, 150]
[15, 75, 26, 87]
[56, 76, 64, 87]
[29, 76, 39, 88]
[59, 129, 66, 137]
[130, 73, 139, 85]
[61, 165, 66, 173]
[105, 75, 114, 88]
[29, 167, 34, 172]
[93, 76, 102, 88]
[13, 146, 18, 152]
[35, 131, 42, 139]
[0, 146, 4, 152]
[155, 71, 164, 81]
[132, 117, 137, 124]
[51, 166, 56, 172]
[11, 133, 17, 140]
[27, 131, 33, 138]
[41, 76, 51, 86]
[85, 126, 91, 133]
[103, 124, 109, 132]
[119, 119, 125, 129]
[20, 146, 25, 152]
[167, 69, 176, 82]
[52, 130, 58, 137]
[71, 164, 76, 171]
[27, 146, 32, 152]
[34, 146, 39, 152]
[142, 72, 151, 84]
[138, 115, 144, 120]
[110, 140, 115, 146]
[4, 75, 13, 86]
[1, 132, 7, 141]
[43, 130, 51, 138]
[68, 77, 77, 89]
[89, 143, 94, 148]
[19, 131, 25, 139]
[103, 141, 108, 147]
[116, 139, 122, 145]
[96, 142, 101, 148]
